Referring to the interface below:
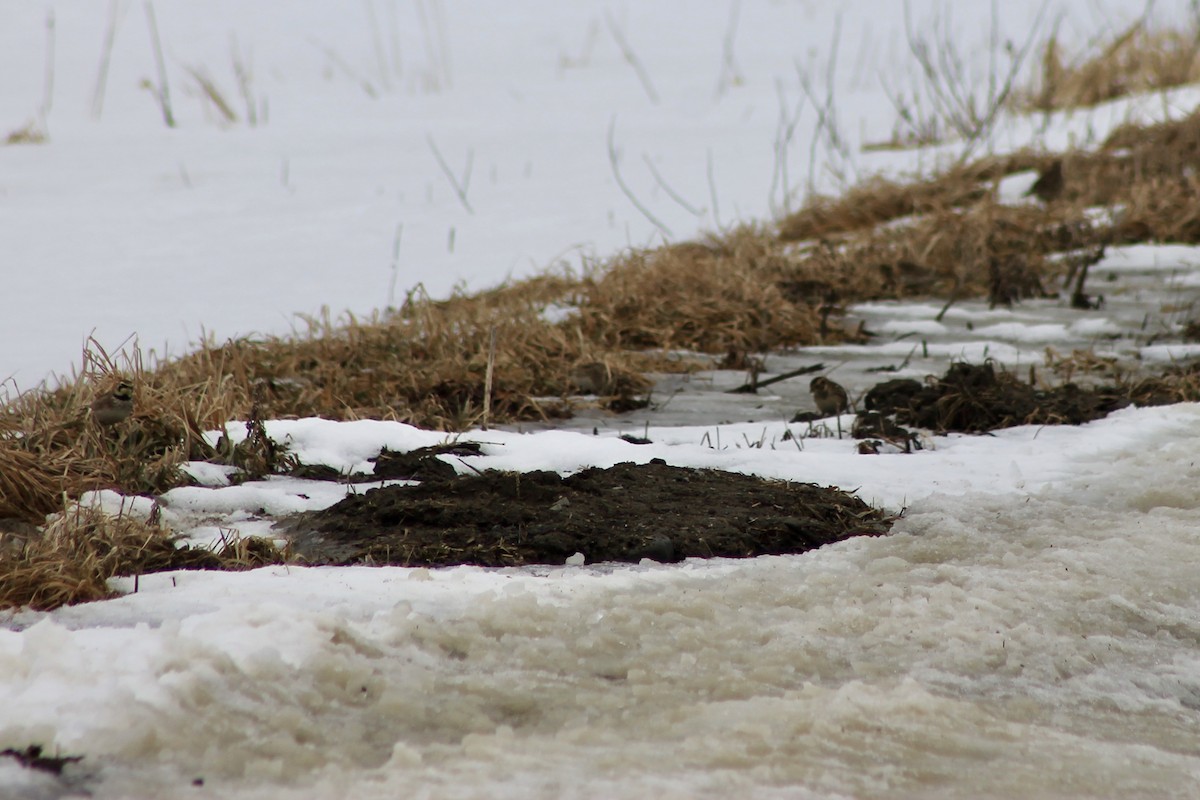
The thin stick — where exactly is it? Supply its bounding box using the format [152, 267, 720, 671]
[144, 1, 175, 127]
[426, 134, 474, 214]
[641, 153, 703, 216]
[432, 0, 452, 88]
[727, 362, 825, 394]
[715, 0, 743, 98]
[184, 65, 237, 124]
[387, 223, 403, 308]
[482, 326, 497, 431]
[41, 10, 56, 120]
[308, 39, 378, 98]
[604, 11, 659, 104]
[364, 0, 393, 91]
[91, 0, 121, 119]
[231, 35, 258, 126]
[706, 148, 723, 229]
[768, 79, 806, 216]
[385, 0, 403, 78]
[935, 275, 961, 322]
[607, 117, 672, 238]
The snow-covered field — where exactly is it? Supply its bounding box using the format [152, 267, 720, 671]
[4, 1, 1200, 798]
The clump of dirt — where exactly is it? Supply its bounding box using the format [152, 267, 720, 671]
[0, 745, 83, 775]
[282, 460, 893, 567]
[861, 361, 1150, 434]
[370, 442, 485, 482]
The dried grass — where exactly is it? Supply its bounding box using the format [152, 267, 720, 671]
[6, 111, 1200, 524]
[577, 230, 823, 351]
[0, 503, 282, 611]
[4, 120, 48, 145]
[6, 91, 1200, 595]
[778, 155, 1041, 241]
[776, 108, 1200, 312]
[1019, 16, 1200, 113]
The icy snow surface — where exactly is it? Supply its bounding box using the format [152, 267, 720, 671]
[4, 1, 1200, 798]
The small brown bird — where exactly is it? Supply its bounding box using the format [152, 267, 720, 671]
[90, 380, 135, 426]
[810, 376, 850, 417]
[570, 361, 613, 396]
[1025, 159, 1064, 203]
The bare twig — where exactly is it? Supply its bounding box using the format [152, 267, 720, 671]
[40, 10, 56, 121]
[144, 1, 175, 127]
[728, 363, 825, 394]
[426, 134, 474, 214]
[607, 117, 672, 238]
[768, 79, 806, 217]
[364, 0, 393, 92]
[706, 148, 723, 229]
[482, 326, 496, 431]
[715, 0, 744, 98]
[414, 0, 452, 90]
[91, 0, 122, 120]
[896, 0, 1047, 159]
[185, 66, 237, 124]
[797, 11, 849, 194]
[308, 39, 378, 98]
[230, 35, 259, 126]
[641, 153, 703, 216]
[387, 223, 403, 308]
[604, 10, 660, 104]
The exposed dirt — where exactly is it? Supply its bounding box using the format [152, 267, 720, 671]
[0, 745, 83, 774]
[863, 361, 1177, 434]
[281, 460, 893, 567]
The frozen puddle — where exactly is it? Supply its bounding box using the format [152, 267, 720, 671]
[557, 243, 1200, 434]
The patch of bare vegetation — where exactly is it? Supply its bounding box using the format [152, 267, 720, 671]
[4, 120, 48, 145]
[7, 108, 1200, 530]
[576, 230, 823, 352]
[875, 2, 1043, 151]
[779, 107, 1200, 309]
[8, 14, 1200, 609]
[1020, 14, 1200, 113]
[868, 359, 1200, 435]
[0, 503, 281, 611]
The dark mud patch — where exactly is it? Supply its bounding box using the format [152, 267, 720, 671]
[282, 460, 892, 567]
[859, 361, 1200, 435]
[1, 744, 83, 775]
[880, 362, 1127, 432]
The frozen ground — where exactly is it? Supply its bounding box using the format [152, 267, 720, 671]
[4, 1, 1200, 798]
[6, 406, 1200, 799]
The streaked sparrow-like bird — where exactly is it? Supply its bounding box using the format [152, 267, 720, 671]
[809, 376, 849, 417]
[1025, 159, 1063, 203]
[91, 380, 135, 426]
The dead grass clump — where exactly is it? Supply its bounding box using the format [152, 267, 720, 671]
[0, 343, 236, 522]
[886, 361, 1117, 432]
[0, 503, 283, 611]
[869, 359, 1200, 435]
[575, 229, 824, 351]
[777, 156, 1041, 241]
[159, 277, 591, 430]
[1021, 17, 1200, 113]
[0, 448, 67, 522]
[784, 200, 1084, 308]
[774, 108, 1200, 313]
[4, 120, 48, 145]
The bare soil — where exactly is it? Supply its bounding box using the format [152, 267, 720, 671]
[282, 460, 893, 568]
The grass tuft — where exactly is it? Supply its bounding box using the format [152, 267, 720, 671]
[1020, 16, 1200, 112]
[0, 502, 283, 611]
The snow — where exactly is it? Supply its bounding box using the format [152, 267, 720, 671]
[5, 1, 1200, 798]
[1095, 244, 1200, 273]
[6, 405, 1200, 799]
